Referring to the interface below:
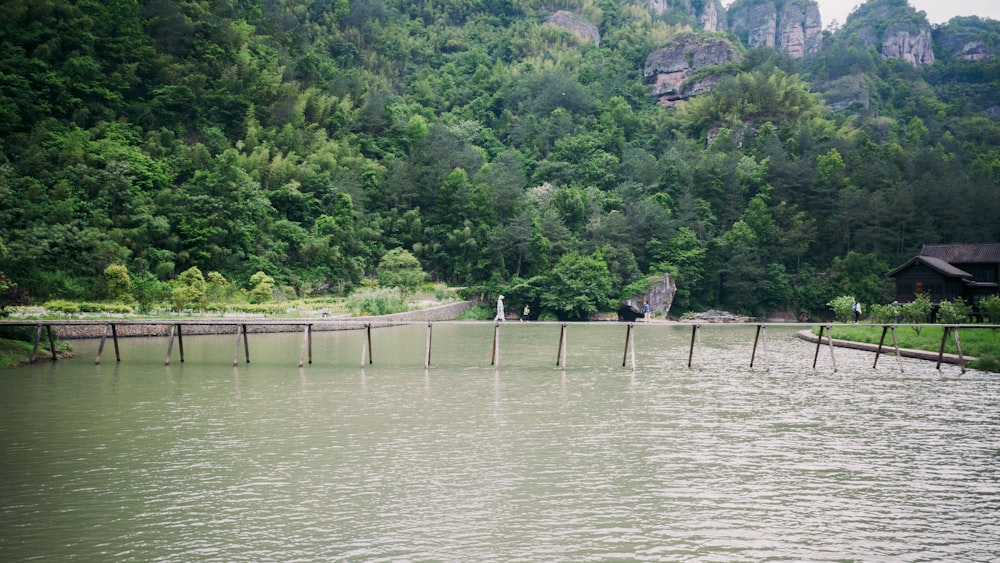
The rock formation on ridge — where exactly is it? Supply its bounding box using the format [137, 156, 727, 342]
[545, 10, 600, 46]
[727, 0, 822, 58]
[643, 34, 743, 106]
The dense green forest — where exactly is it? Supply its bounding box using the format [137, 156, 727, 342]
[1, 0, 998, 319]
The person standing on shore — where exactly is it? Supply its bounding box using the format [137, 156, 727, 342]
[494, 294, 505, 322]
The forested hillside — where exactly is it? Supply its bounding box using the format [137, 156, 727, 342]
[1, 0, 998, 319]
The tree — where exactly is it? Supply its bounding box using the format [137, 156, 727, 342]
[103, 264, 132, 303]
[539, 252, 612, 320]
[172, 267, 207, 311]
[0, 272, 31, 316]
[248, 271, 275, 304]
[376, 248, 426, 295]
[829, 251, 893, 306]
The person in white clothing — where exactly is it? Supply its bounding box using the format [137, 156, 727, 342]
[494, 294, 505, 322]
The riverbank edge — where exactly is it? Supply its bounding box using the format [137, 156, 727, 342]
[795, 329, 974, 365]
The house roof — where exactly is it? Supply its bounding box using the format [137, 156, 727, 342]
[920, 243, 1000, 263]
[885, 255, 973, 279]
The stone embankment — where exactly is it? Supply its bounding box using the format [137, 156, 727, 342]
[46, 301, 475, 339]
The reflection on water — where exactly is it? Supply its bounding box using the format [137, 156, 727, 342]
[1, 324, 998, 561]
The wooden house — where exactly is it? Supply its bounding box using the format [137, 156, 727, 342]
[885, 243, 1000, 305]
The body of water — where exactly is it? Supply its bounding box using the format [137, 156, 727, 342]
[1, 323, 997, 561]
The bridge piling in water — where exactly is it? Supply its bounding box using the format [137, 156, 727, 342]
[873, 325, 903, 373]
[424, 323, 432, 369]
[687, 324, 703, 369]
[750, 324, 769, 371]
[555, 323, 567, 369]
[937, 326, 965, 374]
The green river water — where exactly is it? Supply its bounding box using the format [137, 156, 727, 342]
[1, 323, 997, 561]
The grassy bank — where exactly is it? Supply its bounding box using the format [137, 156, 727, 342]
[0, 339, 72, 368]
[814, 325, 1000, 373]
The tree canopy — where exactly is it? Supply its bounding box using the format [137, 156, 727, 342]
[1, 0, 998, 319]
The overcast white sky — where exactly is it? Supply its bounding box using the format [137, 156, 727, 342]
[724, 1, 1000, 27]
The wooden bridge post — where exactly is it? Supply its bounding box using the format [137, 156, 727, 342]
[750, 325, 761, 368]
[873, 325, 888, 369]
[359, 323, 372, 367]
[953, 327, 965, 374]
[826, 325, 837, 372]
[30, 323, 42, 362]
[622, 324, 632, 367]
[935, 326, 950, 371]
[46, 326, 56, 361]
[96, 324, 109, 364]
[424, 323, 432, 369]
[299, 324, 311, 368]
[890, 325, 903, 372]
[177, 324, 184, 363]
[751, 325, 769, 371]
[555, 323, 566, 368]
[873, 325, 903, 372]
[242, 324, 250, 364]
[687, 324, 702, 369]
[630, 323, 636, 371]
[111, 324, 120, 362]
[233, 324, 250, 366]
[491, 322, 500, 367]
[166, 324, 177, 365]
[938, 326, 966, 373]
[812, 325, 836, 371]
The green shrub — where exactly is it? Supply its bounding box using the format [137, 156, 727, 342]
[345, 287, 407, 316]
[937, 298, 972, 324]
[45, 300, 81, 314]
[901, 293, 933, 333]
[827, 295, 856, 323]
[457, 304, 493, 320]
[979, 295, 1000, 323]
[868, 303, 899, 324]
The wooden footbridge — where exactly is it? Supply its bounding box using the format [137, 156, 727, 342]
[2, 319, 993, 373]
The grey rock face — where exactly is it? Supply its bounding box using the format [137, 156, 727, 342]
[728, 0, 822, 58]
[644, 34, 742, 106]
[545, 10, 600, 46]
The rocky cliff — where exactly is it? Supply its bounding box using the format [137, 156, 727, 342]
[841, 0, 935, 65]
[934, 17, 998, 61]
[545, 10, 600, 46]
[644, 34, 743, 106]
[727, 0, 822, 58]
[647, 0, 727, 32]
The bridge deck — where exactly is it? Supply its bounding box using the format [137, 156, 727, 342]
[2, 319, 995, 373]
